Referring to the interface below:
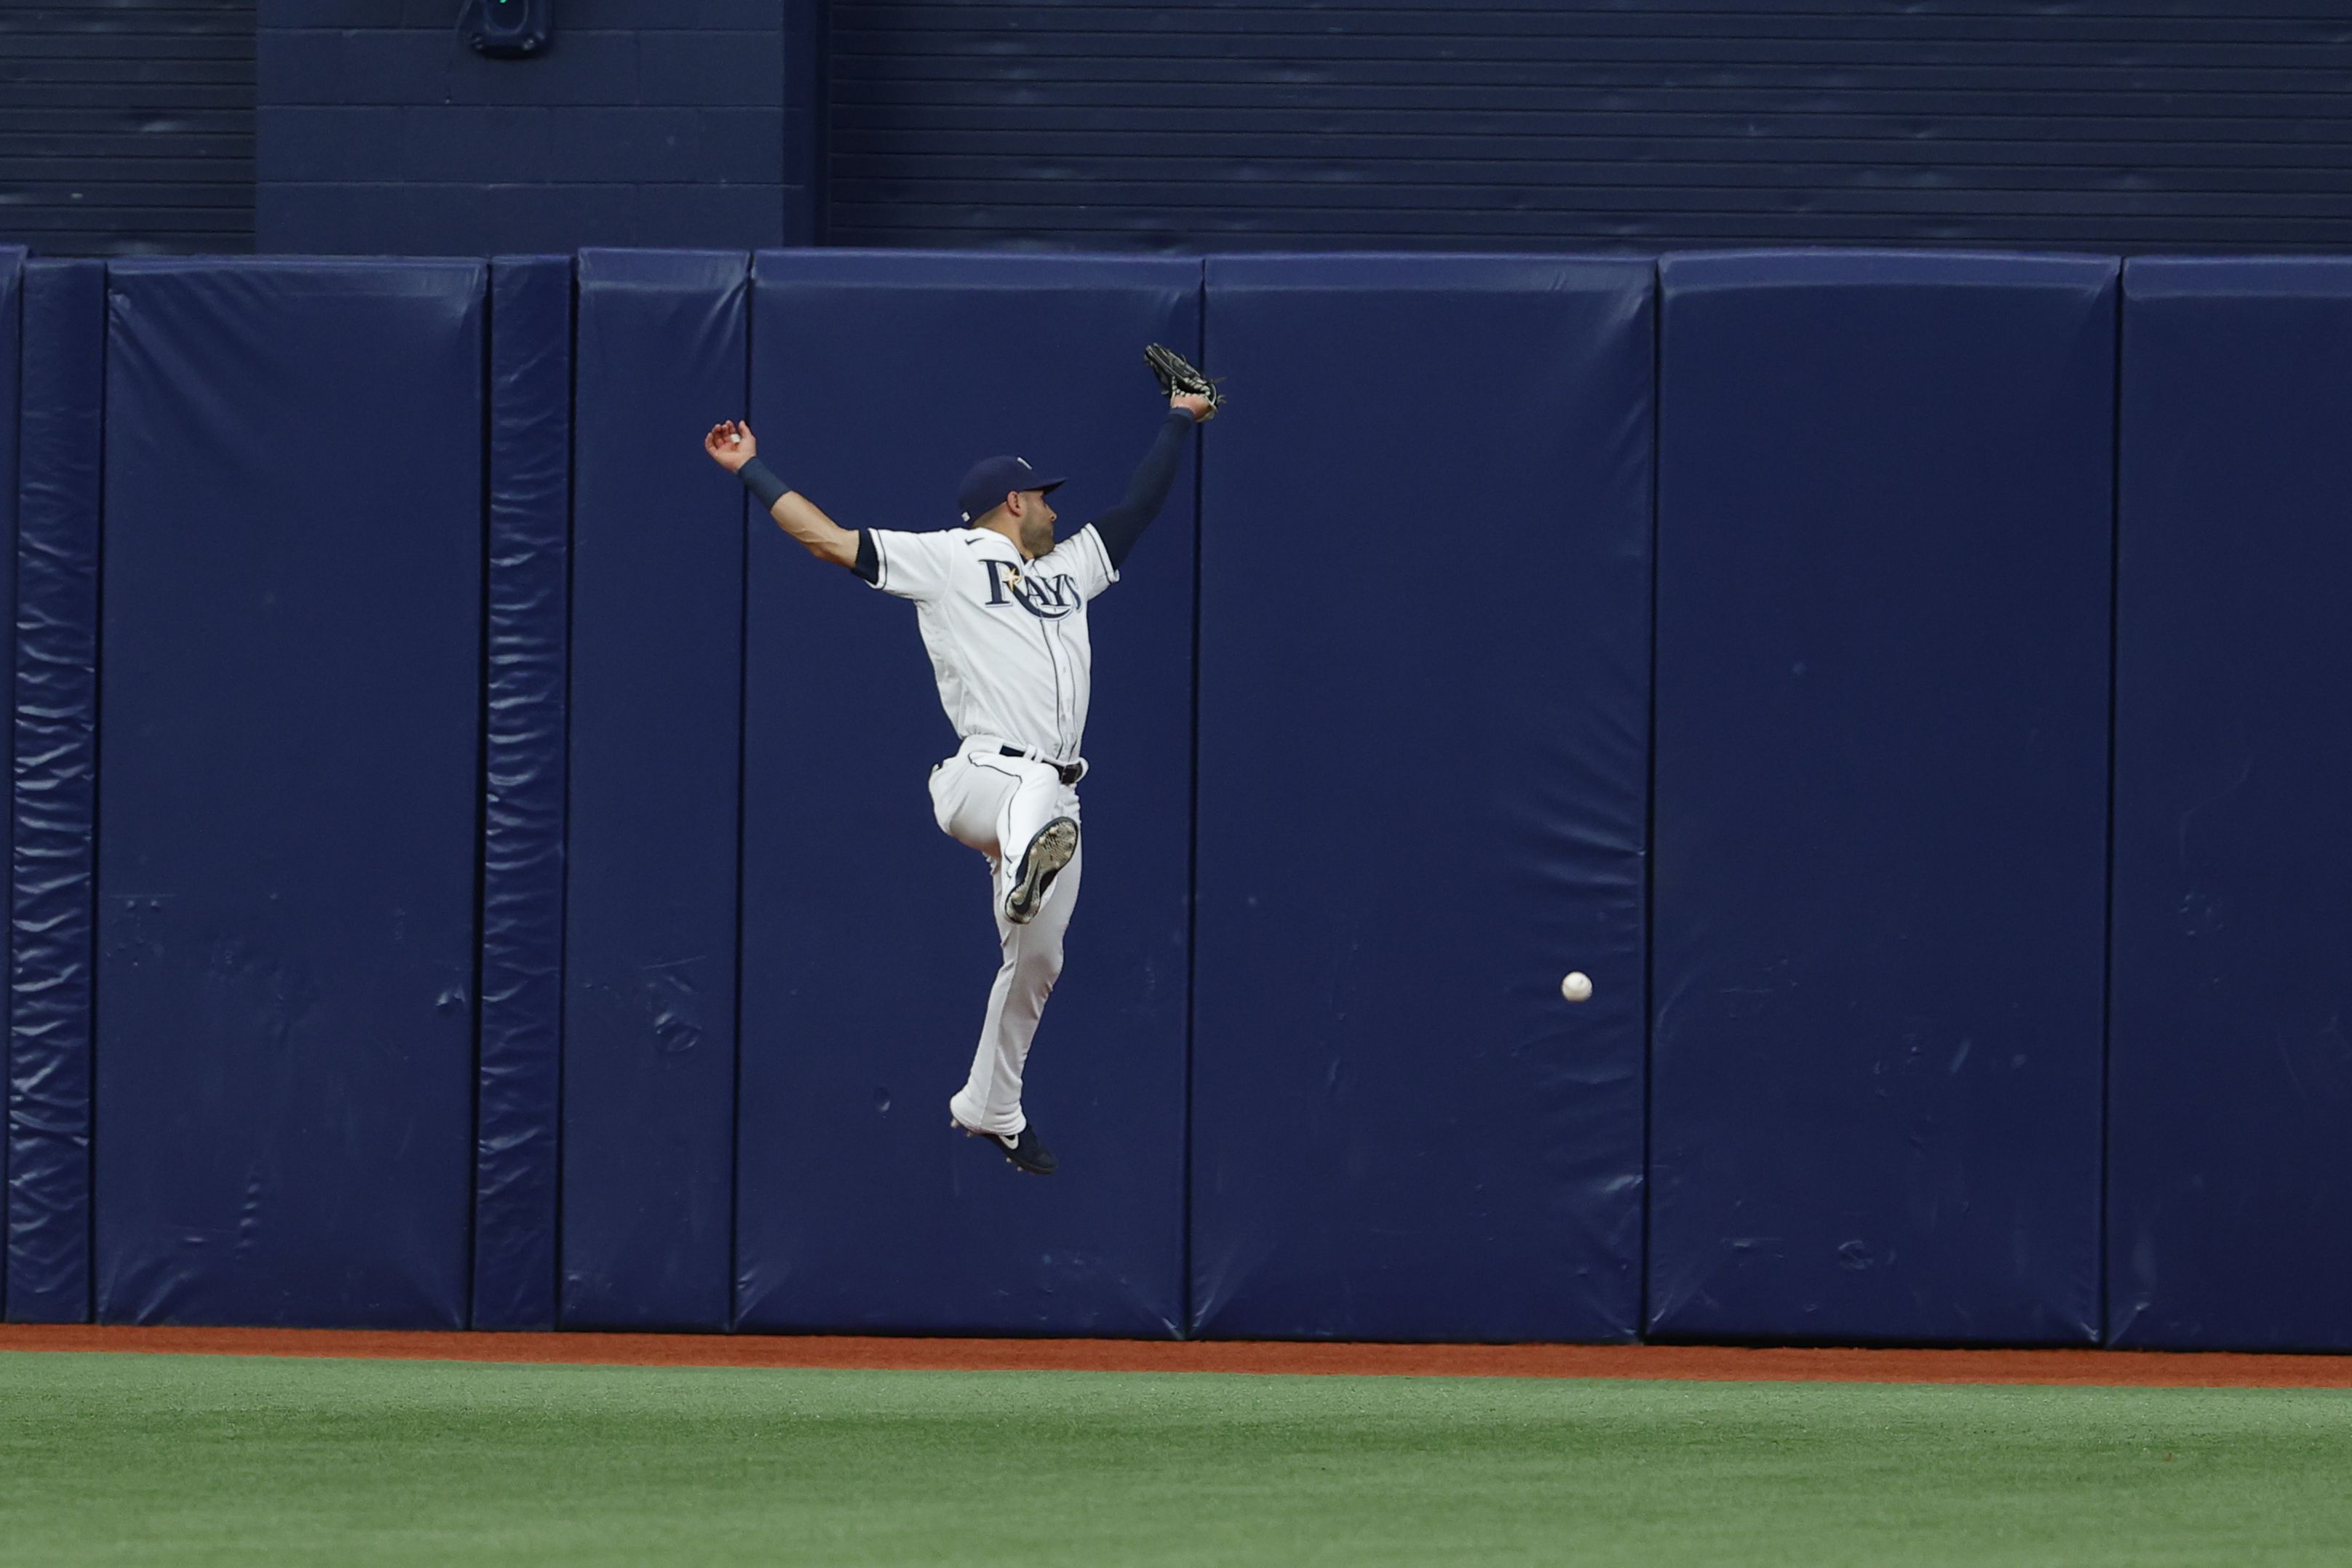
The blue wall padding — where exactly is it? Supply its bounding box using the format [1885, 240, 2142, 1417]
[1191, 255, 1655, 1342]
[0, 248, 17, 1313]
[1649, 251, 2116, 1345]
[732, 251, 1199, 1334]
[94, 260, 486, 1327]
[2107, 259, 2352, 1351]
[563, 249, 745, 1330]
[472, 256, 573, 1332]
[9, 260, 100, 1324]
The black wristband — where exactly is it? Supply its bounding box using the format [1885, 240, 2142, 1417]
[738, 455, 788, 511]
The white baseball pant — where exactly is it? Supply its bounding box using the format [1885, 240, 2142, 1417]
[928, 737, 1084, 1137]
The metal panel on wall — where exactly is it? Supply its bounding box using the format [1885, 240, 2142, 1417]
[253, 0, 792, 257]
[829, 1, 2352, 253]
[1191, 254, 1653, 1342]
[0, 1, 257, 255]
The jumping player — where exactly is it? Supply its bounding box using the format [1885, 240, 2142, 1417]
[702, 374, 1214, 1177]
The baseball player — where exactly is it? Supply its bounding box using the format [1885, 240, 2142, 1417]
[701, 349, 1220, 1176]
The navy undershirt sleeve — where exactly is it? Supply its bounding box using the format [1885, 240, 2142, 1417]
[849, 530, 879, 584]
[1086, 409, 1196, 570]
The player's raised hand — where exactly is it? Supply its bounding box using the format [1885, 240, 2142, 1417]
[1144, 343, 1223, 422]
[703, 419, 756, 473]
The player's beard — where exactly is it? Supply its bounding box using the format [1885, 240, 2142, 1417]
[1020, 516, 1055, 558]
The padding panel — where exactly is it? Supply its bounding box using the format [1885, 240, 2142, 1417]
[2107, 258, 2352, 1350]
[733, 250, 1198, 1334]
[1191, 255, 1655, 1342]
[9, 258, 99, 1324]
[562, 249, 744, 1330]
[0, 247, 20, 1314]
[1650, 250, 2115, 1345]
[472, 255, 573, 1331]
[95, 259, 486, 1327]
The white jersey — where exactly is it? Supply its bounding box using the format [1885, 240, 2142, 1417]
[865, 522, 1120, 763]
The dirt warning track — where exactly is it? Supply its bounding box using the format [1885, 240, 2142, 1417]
[4, 1324, 2351, 1388]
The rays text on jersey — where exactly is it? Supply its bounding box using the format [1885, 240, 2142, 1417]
[983, 560, 1081, 621]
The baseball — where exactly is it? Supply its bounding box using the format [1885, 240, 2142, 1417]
[1560, 971, 1593, 1003]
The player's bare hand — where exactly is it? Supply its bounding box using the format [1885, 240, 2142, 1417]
[1171, 393, 1216, 423]
[703, 419, 757, 473]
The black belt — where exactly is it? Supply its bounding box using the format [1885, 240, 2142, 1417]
[1001, 747, 1084, 787]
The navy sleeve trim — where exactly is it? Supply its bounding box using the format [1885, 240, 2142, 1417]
[850, 529, 880, 584]
[1087, 409, 1194, 571]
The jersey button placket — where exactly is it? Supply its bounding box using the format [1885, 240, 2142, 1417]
[1046, 616, 1071, 758]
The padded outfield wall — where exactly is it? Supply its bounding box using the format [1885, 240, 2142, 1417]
[0, 247, 2343, 1350]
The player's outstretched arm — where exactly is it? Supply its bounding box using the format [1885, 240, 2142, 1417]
[1084, 395, 1210, 571]
[702, 420, 860, 570]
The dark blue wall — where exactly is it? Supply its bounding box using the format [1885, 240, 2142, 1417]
[10, 247, 2352, 1353]
[734, 251, 1200, 1338]
[257, 0, 807, 255]
[234, 3, 2352, 260]
[1648, 252, 2115, 1346]
[9, 255, 100, 1324]
[92, 258, 485, 1328]
[827, 1, 2352, 253]
[0, 1, 255, 257]
[2107, 259, 2352, 1353]
[1190, 255, 1653, 1343]
[560, 249, 747, 1331]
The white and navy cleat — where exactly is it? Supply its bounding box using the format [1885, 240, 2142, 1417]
[1004, 816, 1078, 926]
[952, 1117, 1057, 1177]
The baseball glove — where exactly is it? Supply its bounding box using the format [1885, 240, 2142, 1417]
[1145, 342, 1224, 415]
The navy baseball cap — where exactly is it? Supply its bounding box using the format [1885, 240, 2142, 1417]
[958, 454, 1065, 524]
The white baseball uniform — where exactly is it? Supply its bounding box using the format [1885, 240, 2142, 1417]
[862, 520, 1120, 1138]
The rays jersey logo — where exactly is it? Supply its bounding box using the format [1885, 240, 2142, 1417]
[982, 560, 1079, 621]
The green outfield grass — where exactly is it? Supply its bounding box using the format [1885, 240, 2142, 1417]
[1, 1351, 2348, 1566]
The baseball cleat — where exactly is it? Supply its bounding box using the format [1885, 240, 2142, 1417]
[953, 1117, 1057, 1177]
[1005, 816, 1078, 926]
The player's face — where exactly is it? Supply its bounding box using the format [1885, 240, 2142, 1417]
[1013, 488, 1057, 556]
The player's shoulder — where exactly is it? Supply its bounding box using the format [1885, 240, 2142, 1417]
[870, 525, 972, 566]
[1036, 524, 1116, 581]
[865, 525, 977, 597]
[882, 525, 1012, 554]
